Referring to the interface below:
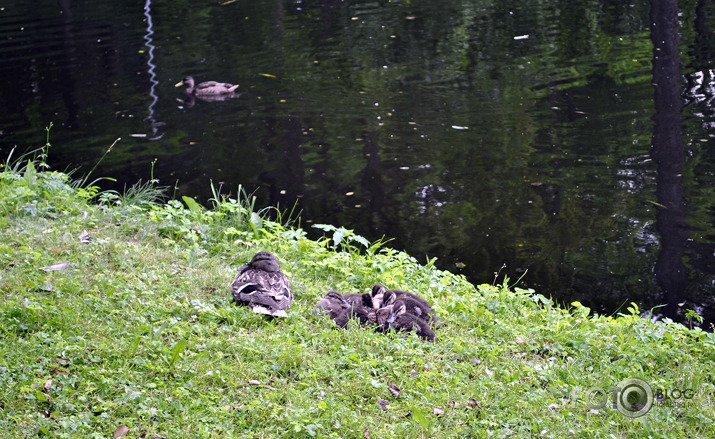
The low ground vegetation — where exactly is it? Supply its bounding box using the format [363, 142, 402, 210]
[1, 145, 714, 438]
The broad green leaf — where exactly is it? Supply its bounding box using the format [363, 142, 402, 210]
[182, 196, 203, 213]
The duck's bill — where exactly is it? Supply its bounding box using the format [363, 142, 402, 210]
[174, 80, 184, 87]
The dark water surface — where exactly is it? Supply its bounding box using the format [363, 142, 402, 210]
[2, 0, 715, 326]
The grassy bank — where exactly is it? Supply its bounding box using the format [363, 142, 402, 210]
[1, 147, 714, 438]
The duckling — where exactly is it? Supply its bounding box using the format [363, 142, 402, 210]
[315, 291, 349, 312]
[340, 293, 375, 326]
[375, 304, 395, 328]
[381, 288, 432, 309]
[382, 290, 435, 323]
[343, 292, 373, 309]
[315, 291, 352, 328]
[348, 302, 376, 327]
[231, 251, 292, 317]
[175, 76, 239, 96]
[369, 284, 388, 309]
[383, 300, 435, 342]
[343, 284, 392, 310]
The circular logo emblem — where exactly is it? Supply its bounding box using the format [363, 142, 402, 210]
[616, 377, 653, 418]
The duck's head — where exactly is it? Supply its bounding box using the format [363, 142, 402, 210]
[382, 290, 399, 307]
[175, 76, 194, 88]
[370, 284, 387, 308]
[387, 301, 407, 324]
[325, 291, 351, 308]
[375, 305, 394, 326]
[241, 251, 280, 272]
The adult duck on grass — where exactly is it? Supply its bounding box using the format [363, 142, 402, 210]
[231, 251, 292, 317]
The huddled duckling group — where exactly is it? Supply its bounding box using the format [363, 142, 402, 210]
[230, 251, 437, 342]
[315, 284, 436, 342]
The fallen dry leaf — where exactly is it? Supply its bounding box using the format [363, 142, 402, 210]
[43, 379, 53, 391]
[388, 382, 401, 398]
[467, 398, 481, 409]
[78, 230, 92, 243]
[376, 398, 390, 411]
[433, 407, 444, 416]
[40, 261, 70, 271]
[248, 379, 261, 386]
[113, 424, 129, 438]
[363, 428, 370, 439]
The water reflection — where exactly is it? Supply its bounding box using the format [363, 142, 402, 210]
[57, 0, 79, 130]
[650, 0, 687, 321]
[142, 0, 164, 140]
[0, 0, 714, 327]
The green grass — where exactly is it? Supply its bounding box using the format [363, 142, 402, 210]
[1, 146, 714, 438]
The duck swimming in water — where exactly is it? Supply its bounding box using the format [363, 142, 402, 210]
[175, 76, 239, 96]
[231, 251, 292, 317]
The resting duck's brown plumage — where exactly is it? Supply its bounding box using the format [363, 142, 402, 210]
[175, 76, 239, 96]
[231, 251, 292, 317]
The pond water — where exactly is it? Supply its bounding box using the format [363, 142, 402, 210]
[2, 0, 715, 326]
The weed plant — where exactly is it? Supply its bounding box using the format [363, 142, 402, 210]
[0, 141, 714, 438]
